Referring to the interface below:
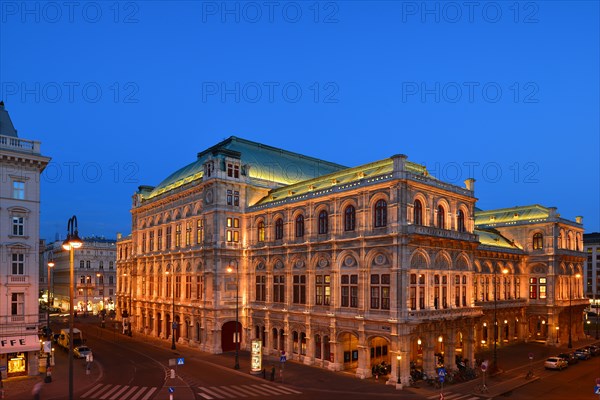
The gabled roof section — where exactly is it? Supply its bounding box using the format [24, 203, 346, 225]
[252, 157, 432, 206]
[0, 101, 18, 137]
[475, 204, 552, 227]
[145, 136, 347, 199]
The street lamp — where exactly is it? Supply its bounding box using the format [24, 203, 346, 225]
[46, 261, 55, 332]
[492, 267, 509, 373]
[568, 272, 581, 348]
[45, 260, 55, 383]
[227, 259, 240, 370]
[396, 354, 402, 387]
[166, 269, 176, 350]
[96, 272, 105, 327]
[62, 216, 83, 400]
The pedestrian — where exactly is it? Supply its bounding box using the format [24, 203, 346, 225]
[270, 365, 276, 381]
[32, 382, 42, 400]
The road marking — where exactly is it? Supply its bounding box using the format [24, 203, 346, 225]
[272, 385, 302, 394]
[129, 387, 150, 400]
[238, 385, 266, 396]
[218, 386, 247, 397]
[110, 385, 132, 399]
[100, 385, 122, 399]
[120, 386, 139, 400]
[141, 387, 157, 400]
[259, 384, 293, 395]
[197, 393, 213, 400]
[231, 385, 263, 396]
[198, 387, 227, 399]
[81, 384, 103, 398]
[92, 384, 114, 398]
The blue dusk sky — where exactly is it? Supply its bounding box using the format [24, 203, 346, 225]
[0, 1, 598, 240]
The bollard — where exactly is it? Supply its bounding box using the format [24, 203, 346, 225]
[270, 366, 275, 381]
[262, 368, 266, 379]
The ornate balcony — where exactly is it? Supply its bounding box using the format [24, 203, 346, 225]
[0, 134, 40, 154]
[406, 225, 478, 242]
[405, 306, 482, 321]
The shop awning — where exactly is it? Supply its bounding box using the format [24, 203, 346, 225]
[0, 335, 40, 354]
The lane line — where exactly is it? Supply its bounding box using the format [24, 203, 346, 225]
[141, 387, 157, 400]
[81, 383, 103, 398]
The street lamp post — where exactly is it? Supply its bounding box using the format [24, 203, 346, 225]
[45, 260, 55, 383]
[227, 259, 240, 369]
[62, 216, 83, 400]
[492, 267, 509, 373]
[46, 261, 55, 333]
[568, 272, 581, 348]
[596, 291, 599, 340]
[96, 272, 105, 327]
[166, 269, 176, 350]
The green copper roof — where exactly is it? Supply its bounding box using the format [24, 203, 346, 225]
[475, 204, 551, 226]
[253, 157, 433, 206]
[475, 228, 522, 250]
[145, 137, 347, 199]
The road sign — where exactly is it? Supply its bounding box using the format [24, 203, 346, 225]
[177, 357, 184, 365]
[168, 387, 175, 393]
[280, 355, 287, 363]
[438, 367, 446, 377]
[594, 385, 600, 395]
[528, 352, 534, 360]
[439, 375, 445, 383]
[0, 365, 6, 371]
[481, 360, 488, 372]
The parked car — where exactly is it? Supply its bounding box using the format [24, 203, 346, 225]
[544, 357, 568, 370]
[558, 352, 579, 365]
[73, 346, 92, 359]
[574, 348, 591, 360]
[585, 345, 600, 356]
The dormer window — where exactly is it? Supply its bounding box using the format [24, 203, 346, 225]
[227, 163, 240, 178]
[204, 161, 214, 177]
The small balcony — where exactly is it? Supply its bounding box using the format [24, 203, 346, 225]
[405, 306, 483, 321]
[0, 134, 41, 154]
[8, 275, 29, 284]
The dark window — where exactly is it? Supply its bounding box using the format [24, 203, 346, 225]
[274, 275, 285, 303]
[414, 200, 423, 225]
[341, 274, 358, 308]
[318, 210, 328, 234]
[295, 215, 304, 237]
[457, 210, 465, 232]
[533, 233, 543, 250]
[275, 218, 284, 240]
[437, 205, 445, 229]
[293, 275, 306, 304]
[257, 221, 265, 242]
[226, 190, 233, 205]
[374, 199, 387, 227]
[344, 205, 356, 231]
[234, 191, 240, 206]
[255, 275, 266, 301]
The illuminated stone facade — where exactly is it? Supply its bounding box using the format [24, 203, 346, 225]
[117, 137, 586, 385]
[0, 102, 50, 377]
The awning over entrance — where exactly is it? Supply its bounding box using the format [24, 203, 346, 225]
[0, 335, 40, 354]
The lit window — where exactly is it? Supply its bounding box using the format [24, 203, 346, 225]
[533, 233, 543, 250]
[257, 221, 265, 242]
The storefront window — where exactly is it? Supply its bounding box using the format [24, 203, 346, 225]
[8, 352, 27, 375]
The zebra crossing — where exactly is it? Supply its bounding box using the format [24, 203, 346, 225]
[426, 392, 483, 400]
[196, 383, 302, 399]
[80, 383, 158, 400]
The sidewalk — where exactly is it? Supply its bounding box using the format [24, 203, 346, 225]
[2, 347, 102, 400]
[405, 336, 600, 399]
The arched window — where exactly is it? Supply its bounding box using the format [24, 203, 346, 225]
[457, 210, 465, 232]
[295, 215, 304, 237]
[558, 231, 563, 248]
[414, 200, 423, 225]
[318, 210, 328, 234]
[274, 218, 284, 240]
[257, 221, 265, 242]
[567, 232, 572, 250]
[437, 205, 445, 229]
[533, 232, 543, 250]
[374, 199, 387, 227]
[344, 205, 356, 231]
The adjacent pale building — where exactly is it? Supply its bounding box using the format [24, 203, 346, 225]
[584, 232, 600, 304]
[0, 102, 50, 378]
[44, 237, 117, 315]
[117, 136, 586, 385]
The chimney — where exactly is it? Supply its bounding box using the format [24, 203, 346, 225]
[464, 178, 475, 191]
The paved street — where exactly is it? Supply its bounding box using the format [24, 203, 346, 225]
[4, 316, 600, 399]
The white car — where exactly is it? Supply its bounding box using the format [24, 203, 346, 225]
[544, 356, 567, 370]
[74, 346, 92, 359]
